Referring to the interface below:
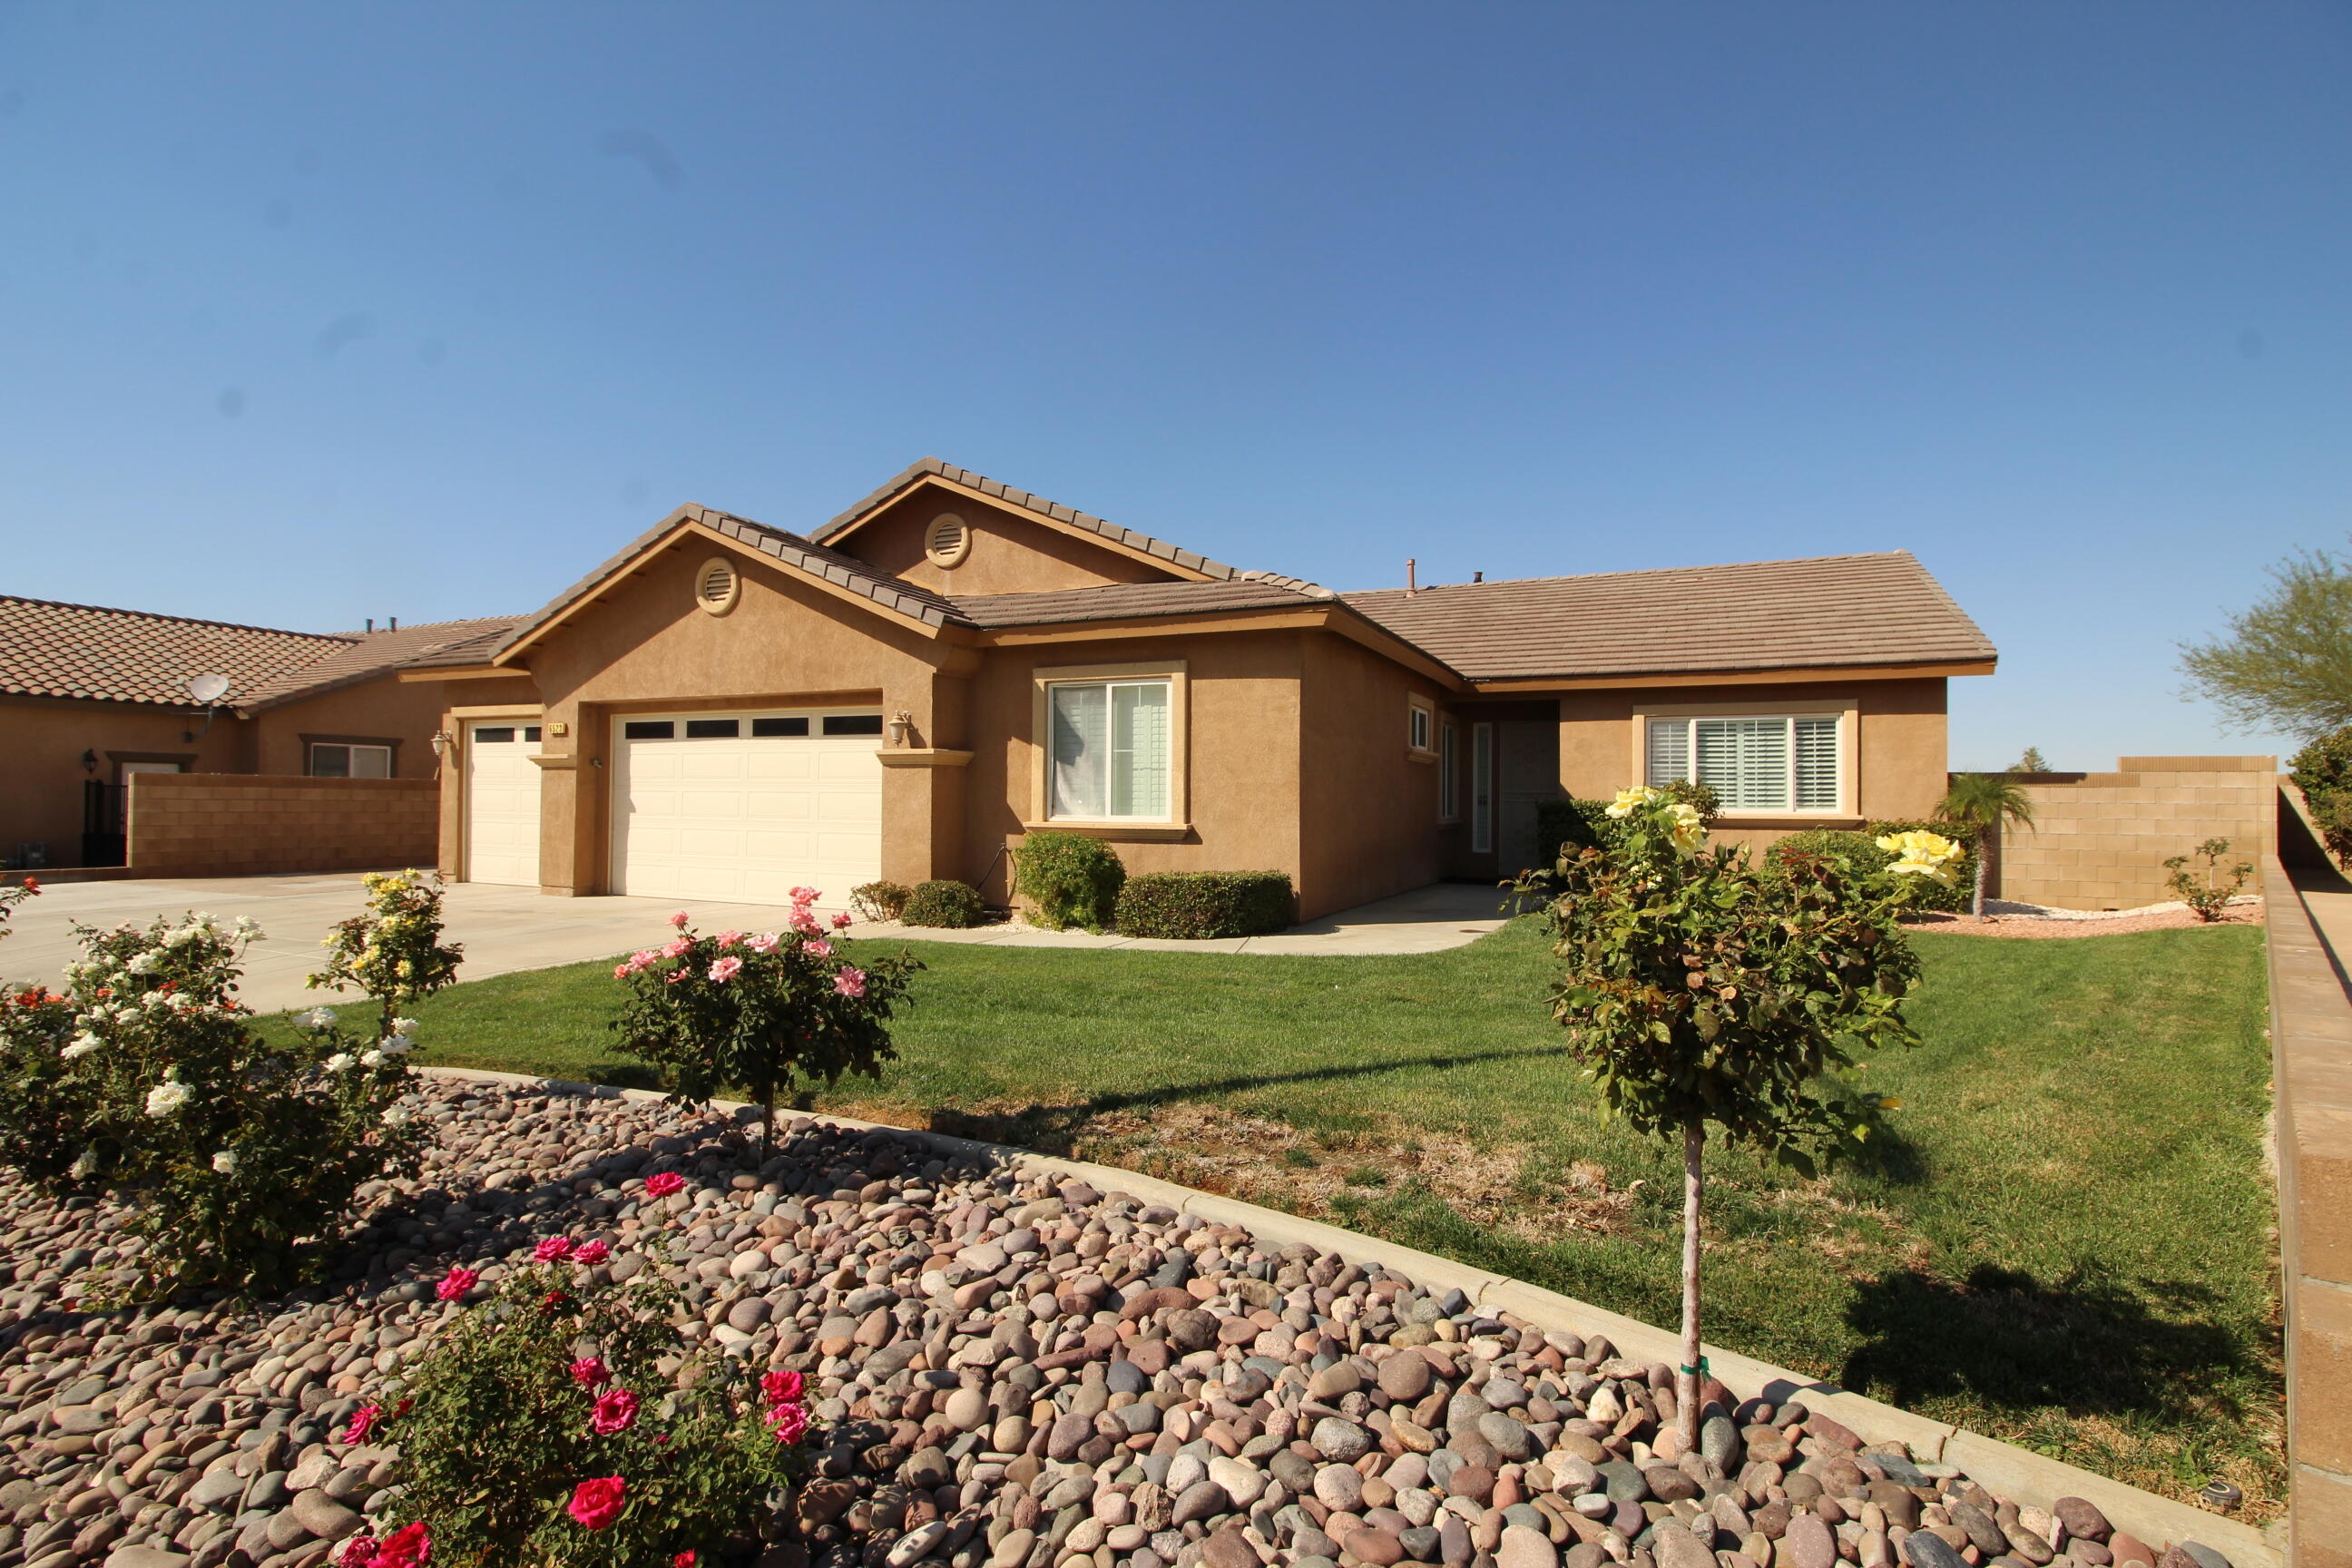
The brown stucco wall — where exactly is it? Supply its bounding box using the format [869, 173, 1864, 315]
[1298, 634, 1452, 914]
[0, 695, 258, 868]
[1556, 676, 1951, 858]
[126, 772, 438, 877]
[1999, 756, 2276, 910]
[837, 486, 1177, 597]
[971, 629, 1310, 910]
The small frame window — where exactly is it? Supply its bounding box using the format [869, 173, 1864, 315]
[751, 717, 809, 738]
[822, 714, 885, 737]
[622, 720, 675, 740]
[1407, 694, 1437, 757]
[474, 727, 517, 743]
[309, 742, 392, 779]
[684, 719, 740, 739]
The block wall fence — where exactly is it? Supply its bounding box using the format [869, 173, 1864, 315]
[1995, 756, 2276, 910]
[126, 773, 439, 878]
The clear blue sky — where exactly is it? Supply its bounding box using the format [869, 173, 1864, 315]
[4, 4, 2346, 770]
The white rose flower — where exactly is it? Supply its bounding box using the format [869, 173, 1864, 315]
[382, 1105, 411, 1127]
[126, 954, 158, 975]
[377, 1038, 414, 1057]
[389, 1017, 420, 1037]
[70, 1149, 98, 1180]
[61, 1033, 102, 1060]
[325, 1053, 354, 1073]
[144, 1079, 192, 1117]
[361, 1049, 385, 1067]
[234, 916, 262, 937]
[300, 1007, 337, 1030]
[211, 1150, 238, 1175]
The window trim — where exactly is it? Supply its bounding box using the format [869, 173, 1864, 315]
[1028, 661, 1189, 833]
[1438, 718, 1461, 823]
[306, 740, 396, 779]
[1406, 693, 1436, 760]
[1469, 722, 1494, 853]
[1629, 698, 1858, 819]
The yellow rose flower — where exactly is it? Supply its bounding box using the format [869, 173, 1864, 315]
[1604, 786, 1661, 820]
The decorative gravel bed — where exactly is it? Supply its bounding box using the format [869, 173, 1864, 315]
[0, 1080, 2246, 1568]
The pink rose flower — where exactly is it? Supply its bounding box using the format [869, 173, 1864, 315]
[572, 1239, 611, 1266]
[534, 1236, 574, 1262]
[668, 911, 691, 928]
[804, 940, 832, 960]
[339, 1404, 379, 1445]
[707, 956, 742, 983]
[436, 1265, 478, 1302]
[760, 1368, 804, 1406]
[661, 936, 693, 959]
[590, 1387, 640, 1436]
[833, 966, 867, 999]
[831, 913, 853, 930]
[567, 1475, 627, 1531]
[747, 932, 779, 954]
[665, 968, 688, 985]
[644, 1171, 684, 1198]
[766, 1401, 809, 1444]
[612, 963, 632, 980]
[570, 1356, 610, 1388]
[790, 915, 822, 938]
[790, 886, 819, 903]
[715, 930, 741, 948]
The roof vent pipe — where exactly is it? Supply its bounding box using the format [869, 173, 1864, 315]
[366, 618, 374, 632]
[1473, 571, 1483, 583]
[389, 616, 398, 631]
[1406, 558, 1416, 596]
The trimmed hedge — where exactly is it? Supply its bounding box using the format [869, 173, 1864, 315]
[1114, 871, 1295, 940]
[850, 881, 911, 923]
[1764, 821, 1975, 915]
[900, 878, 988, 929]
[1011, 830, 1126, 931]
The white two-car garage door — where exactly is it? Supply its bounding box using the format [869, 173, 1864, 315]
[610, 710, 883, 907]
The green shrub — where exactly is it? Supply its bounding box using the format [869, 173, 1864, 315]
[1763, 825, 1975, 916]
[361, 1248, 811, 1566]
[901, 878, 989, 928]
[1533, 782, 1725, 872]
[2291, 730, 2352, 867]
[1012, 830, 1127, 930]
[1114, 871, 1294, 939]
[0, 871, 456, 1293]
[2165, 838, 2254, 921]
[849, 881, 911, 923]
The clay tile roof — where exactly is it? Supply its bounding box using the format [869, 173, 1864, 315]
[1340, 551, 1994, 681]
[236, 615, 530, 710]
[947, 576, 1331, 630]
[812, 457, 1240, 582]
[0, 597, 525, 710]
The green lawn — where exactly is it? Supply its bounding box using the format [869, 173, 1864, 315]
[352, 918, 2282, 1517]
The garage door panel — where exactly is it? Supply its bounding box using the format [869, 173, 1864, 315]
[465, 723, 543, 887]
[612, 711, 881, 906]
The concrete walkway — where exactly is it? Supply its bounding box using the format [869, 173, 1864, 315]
[0, 875, 1510, 1016]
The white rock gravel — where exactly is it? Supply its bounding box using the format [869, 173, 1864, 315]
[0, 1079, 2246, 1568]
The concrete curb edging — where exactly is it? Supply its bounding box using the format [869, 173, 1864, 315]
[419, 1064, 2281, 1567]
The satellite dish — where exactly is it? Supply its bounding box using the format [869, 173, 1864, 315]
[186, 673, 232, 705]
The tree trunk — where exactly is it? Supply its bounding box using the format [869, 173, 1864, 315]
[1678, 1122, 1704, 1450]
[1972, 828, 1992, 918]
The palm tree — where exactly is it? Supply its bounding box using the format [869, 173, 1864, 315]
[1936, 772, 2038, 917]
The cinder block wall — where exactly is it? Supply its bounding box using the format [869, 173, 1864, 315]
[128, 774, 439, 877]
[1997, 756, 2276, 910]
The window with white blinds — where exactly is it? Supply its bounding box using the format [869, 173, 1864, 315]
[1645, 714, 1843, 813]
[1049, 679, 1171, 820]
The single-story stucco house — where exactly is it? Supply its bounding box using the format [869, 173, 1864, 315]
[0, 600, 520, 869]
[401, 459, 1996, 919]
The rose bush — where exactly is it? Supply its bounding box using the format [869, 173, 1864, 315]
[356, 1242, 811, 1567]
[611, 887, 918, 1145]
[0, 875, 459, 1293]
[309, 869, 466, 1033]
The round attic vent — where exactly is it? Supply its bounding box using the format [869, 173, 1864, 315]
[925, 513, 973, 569]
[695, 556, 740, 616]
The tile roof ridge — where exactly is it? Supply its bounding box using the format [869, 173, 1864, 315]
[1339, 549, 1919, 597]
[0, 593, 358, 645]
[1232, 568, 1337, 600]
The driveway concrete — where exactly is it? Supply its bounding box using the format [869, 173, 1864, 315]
[0, 875, 1511, 1016]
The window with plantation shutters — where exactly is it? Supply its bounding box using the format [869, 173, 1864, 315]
[1645, 713, 1843, 813]
[1049, 679, 1171, 820]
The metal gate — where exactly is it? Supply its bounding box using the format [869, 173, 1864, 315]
[81, 780, 126, 867]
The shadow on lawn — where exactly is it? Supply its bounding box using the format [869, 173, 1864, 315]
[1840, 1262, 2256, 1424]
[906, 1044, 1560, 1156]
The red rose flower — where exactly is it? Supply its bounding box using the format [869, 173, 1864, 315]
[435, 1265, 478, 1302]
[569, 1356, 610, 1388]
[645, 1171, 684, 1198]
[590, 1387, 639, 1436]
[573, 1240, 611, 1266]
[675, 1553, 698, 1567]
[760, 1368, 804, 1406]
[567, 1475, 627, 1531]
[373, 1522, 431, 1567]
[339, 1404, 379, 1446]
[765, 1401, 808, 1445]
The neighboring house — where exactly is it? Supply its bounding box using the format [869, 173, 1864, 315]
[0, 597, 524, 869]
[407, 458, 1995, 920]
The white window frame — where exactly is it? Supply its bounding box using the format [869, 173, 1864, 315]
[1408, 700, 1433, 756]
[309, 742, 392, 779]
[1636, 704, 1853, 818]
[1027, 662, 1189, 833]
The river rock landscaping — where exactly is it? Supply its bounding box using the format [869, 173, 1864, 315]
[0, 1078, 2245, 1568]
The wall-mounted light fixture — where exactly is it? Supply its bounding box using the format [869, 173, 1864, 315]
[82, 749, 98, 774]
[887, 710, 915, 747]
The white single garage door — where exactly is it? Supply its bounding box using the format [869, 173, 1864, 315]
[610, 709, 883, 907]
[465, 721, 543, 887]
